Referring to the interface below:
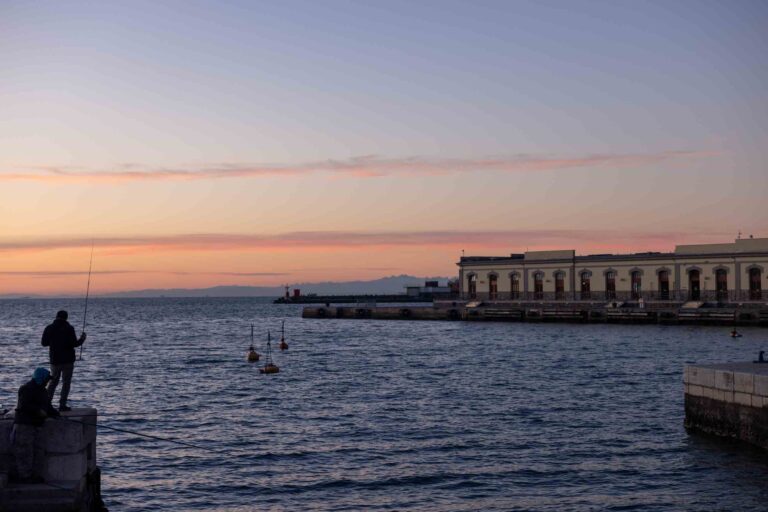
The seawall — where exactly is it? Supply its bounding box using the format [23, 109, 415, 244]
[302, 302, 768, 326]
[684, 363, 768, 450]
[0, 408, 106, 511]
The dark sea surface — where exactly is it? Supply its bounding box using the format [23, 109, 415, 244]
[1, 298, 767, 511]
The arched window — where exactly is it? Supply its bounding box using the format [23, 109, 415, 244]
[631, 271, 642, 300]
[658, 270, 670, 300]
[488, 274, 498, 300]
[468, 274, 477, 299]
[510, 274, 520, 300]
[715, 269, 728, 301]
[555, 271, 565, 300]
[580, 272, 591, 300]
[750, 268, 762, 300]
[689, 269, 700, 300]
[534, 272, 544, 300]
[605, 271, 616, 300]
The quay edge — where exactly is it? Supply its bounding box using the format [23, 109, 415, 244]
[684, 363, 768, 450]
[302, 301, 768, 326]
[0, 407, 107, 512]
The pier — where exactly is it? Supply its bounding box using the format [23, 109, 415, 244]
[0, 408, 106, 511]
[302, 301, 768, 326]
[684, 363, 768, 450]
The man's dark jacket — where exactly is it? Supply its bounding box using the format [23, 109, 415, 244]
[41, 318, 84, 365]
[15, 379, 60, 426]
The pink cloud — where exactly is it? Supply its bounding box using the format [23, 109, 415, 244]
[0, 229, 733, 255]
[0, 270, 289, 277]
[0, 150, 715, 183]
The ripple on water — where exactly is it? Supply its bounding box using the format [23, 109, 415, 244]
[1, 298, 767, 511]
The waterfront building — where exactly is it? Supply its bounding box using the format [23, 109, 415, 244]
[458, 237, 768, 303]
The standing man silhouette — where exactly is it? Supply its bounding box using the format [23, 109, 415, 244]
[41, 310, 86, 412]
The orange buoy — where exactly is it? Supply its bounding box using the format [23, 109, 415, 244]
[259, 363, 280, 374]
[246, 325, 260, 362]
[279, 320, 288, 350]
[260, 330, 280, 375]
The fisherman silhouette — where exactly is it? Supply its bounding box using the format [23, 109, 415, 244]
[12, 367, 60, 483]
[41, 310, 86, 412]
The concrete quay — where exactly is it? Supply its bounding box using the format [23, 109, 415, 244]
[0, 408, 106, 512]
[684, 363, 768, 450]
[302, 301, 768, 326]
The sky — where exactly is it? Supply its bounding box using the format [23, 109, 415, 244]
[1, 0, 767, 295]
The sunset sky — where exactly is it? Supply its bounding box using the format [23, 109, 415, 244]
[1, 1, 767, 295]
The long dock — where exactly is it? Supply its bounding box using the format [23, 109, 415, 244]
[684, 362, 768, 449]
[302, 301, 768, 326]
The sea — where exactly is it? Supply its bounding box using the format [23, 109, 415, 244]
[1, 298, 767, 511]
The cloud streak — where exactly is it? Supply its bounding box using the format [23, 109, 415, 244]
[0, 269, 289, 277]
[0, 229, 731, 254]
[0, 151, 713, 183]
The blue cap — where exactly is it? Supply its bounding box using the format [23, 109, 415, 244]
[33, 367, 51, 385]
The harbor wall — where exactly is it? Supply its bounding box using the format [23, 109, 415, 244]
[0, 408, 105, 512]
[302, 303, 768, 326]
[684, 363, 768, 450]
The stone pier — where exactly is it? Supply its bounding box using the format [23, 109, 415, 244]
[684, 363, 768, 450]
[0, 408, 106, 511]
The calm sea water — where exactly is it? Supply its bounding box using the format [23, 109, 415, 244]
[1, 298, 767, 511]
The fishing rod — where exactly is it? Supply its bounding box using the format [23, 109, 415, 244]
[79, 242, 94, 361]
[60, 416, 223, 454]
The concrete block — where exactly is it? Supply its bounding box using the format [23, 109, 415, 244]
[714, 388, 734, 403]
[701, 386, 716, 400]
[734, 372, 754, 394]
[42, 420, 83, 454]
[683, 366, 690, 384]
[751, 395, 765, 408]
[714, 370, 734, 391]
[687, 367, 715, 388]
[62, 409, 97, 448]
[0, 421, 13, 454]
[86, 443, 96, 472]
[43, 451, 87, 482]
[0, 453, 14, 475]
[754, 374, 768, 397]
[734, 392, 752, 407]
[686, 384, 704, 397]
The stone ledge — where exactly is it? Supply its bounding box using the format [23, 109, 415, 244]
[685, 393, 768, 450]
[734, 372, 755, 394]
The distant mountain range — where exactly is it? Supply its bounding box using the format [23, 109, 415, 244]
[81, 275, 453, 298]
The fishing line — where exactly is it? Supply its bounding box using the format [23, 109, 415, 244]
[60, 417, 223, 454]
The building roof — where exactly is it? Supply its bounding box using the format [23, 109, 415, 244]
[458, 238, 768, 266]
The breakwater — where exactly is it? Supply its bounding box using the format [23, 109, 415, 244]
[302, 301, 768, 326]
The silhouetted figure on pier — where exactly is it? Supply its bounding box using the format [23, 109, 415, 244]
[12, 367, 60, 483]
[41, 310, 86, 412]
[755, 351, 766, 364]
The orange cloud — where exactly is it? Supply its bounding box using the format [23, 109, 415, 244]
[0, 150, 714, 183]
[0, 229, 731, 255]
[0, 270, 289, 277]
